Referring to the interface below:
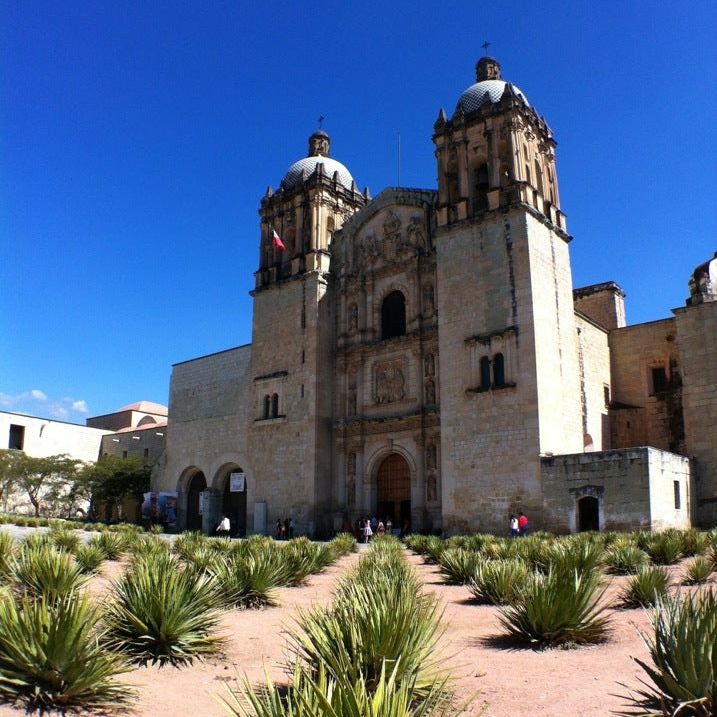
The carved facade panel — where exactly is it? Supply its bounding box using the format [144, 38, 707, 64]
[374, 361, 406, 404]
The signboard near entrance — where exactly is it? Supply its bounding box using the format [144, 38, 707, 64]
[229, 472, 245, 492]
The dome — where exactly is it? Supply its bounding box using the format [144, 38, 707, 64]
[282, 155, 355, 191]
[457, 79, 529, 114]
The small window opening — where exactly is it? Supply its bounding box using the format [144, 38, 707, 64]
[652, 366, 668, 393]
[122, 450, 128, 459]
[493, 353, 505, 387]
[479, 357, 491, 390]
[603, 384, 610, 408]
[271, 393, 279, 418]
[673, 481, 681, 510]
[263, 395, 271, 419]
[381, 291, 406, 340]
[143, 448, 149, 459]
[8, 424, 25, 450]
[300, 384, 304, 398]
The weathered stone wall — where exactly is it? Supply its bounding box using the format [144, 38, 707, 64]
[609, 317, 684, 453]
[575, 314, 611, 450]
[157, 345, 251, 529]
[100, 427, 165, 462]
[674, 300, 717, 525]
[542, 447, 691, 532]
[435, 207, 582, 535]
[573, 282, 626, 330]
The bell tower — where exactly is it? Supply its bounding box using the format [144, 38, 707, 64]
[256, 131, 366, 288]
[433, 55, 583, 533]
[433, 56, 566, 232]
[247, 131, 366, 536]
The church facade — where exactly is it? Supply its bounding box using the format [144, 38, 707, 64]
[154, 56, 717, 536]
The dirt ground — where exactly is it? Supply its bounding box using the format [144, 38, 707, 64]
[0, 547, 713, 717]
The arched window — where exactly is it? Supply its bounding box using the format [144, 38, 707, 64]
[271, 393, 279, 418]
[381, 291, 406, 340]
[534, 159, 544, 196]
[263, 395, 271, 419]
[480, 356, 491, 390]
[493, 353, 505, 387]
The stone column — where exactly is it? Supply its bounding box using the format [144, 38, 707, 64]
[413, 434, 426, 532]
[201, 488, 222, 536]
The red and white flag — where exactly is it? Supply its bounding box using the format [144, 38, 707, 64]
[271, 227, 285, 252]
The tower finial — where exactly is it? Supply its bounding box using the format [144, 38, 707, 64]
[317, 115, 325, 130]
[481, 40, 491, 55]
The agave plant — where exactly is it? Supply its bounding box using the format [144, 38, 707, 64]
[0, 592, 130, 710]
[499, 567, 610, 646]
[90, 532, 127, 560]
[682, 556, 714, 586]
[293, 557, 444, 697]
[644, 532, 683, 566]
[619, 566, 670, 609]
[74, 543, 106, 574]
[173, 530, 209, 561]
[0, 532, 15, 579]
[437, 548, 482, 585]
[679, 529, 711, 557]
[605, 543, 649, 575]
[13, 545, 88, 601]
[330, 532, 358, 556]
[468, 559, 533, 606]
[626, 592, 717, 716]
[222, 660, 463, 717]
[104, 552, 224, 665]
[545, 540, 604, 577]
[49, 528, 81, 553]
[282, 539, 336, 586]
[21, 531, 53, 552]
[210, 552, 287, 608]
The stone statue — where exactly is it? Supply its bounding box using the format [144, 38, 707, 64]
[423, 284, 435, 316]
[425, 379, 436, 405]
[426, 443, 436, 470]
[689, 252, 717, 305]
[375, 365, 406, 404]
[347, 452, 356, 476]
[406, 216, 428, 252]
[348, 303, 358, 331]
[424, 353, 435, 377]
[426, 474, 437, 502]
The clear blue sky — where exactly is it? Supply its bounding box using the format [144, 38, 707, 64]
[1, 0, 715, 422]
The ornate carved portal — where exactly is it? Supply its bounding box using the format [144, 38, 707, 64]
[376, 453, 411, 531]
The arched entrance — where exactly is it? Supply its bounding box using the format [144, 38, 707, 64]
[186, 471, 207, 531]
[578, 496, 600, 532]
[377, 453, 411, 533]
[221, 470, 247, 537]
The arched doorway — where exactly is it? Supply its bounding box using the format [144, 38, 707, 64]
[187, 471, 207, 532]
[221, 470, 247, 537]
[578, 496, 600, 532]
[377, 453, 411, 533]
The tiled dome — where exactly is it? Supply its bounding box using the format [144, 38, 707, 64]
[282, 155, 354, 191]
[457, 79, 529, 114]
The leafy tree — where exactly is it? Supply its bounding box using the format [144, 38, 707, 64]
[80, 455, 152, 521]
[0, 450, 81, 517]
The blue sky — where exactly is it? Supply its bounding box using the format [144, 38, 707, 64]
[1, 0, 715, 422]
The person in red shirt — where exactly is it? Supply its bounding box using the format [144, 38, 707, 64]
[518, 511, 529, 537]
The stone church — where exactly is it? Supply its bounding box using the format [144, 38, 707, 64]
[154, 56, 717, 537]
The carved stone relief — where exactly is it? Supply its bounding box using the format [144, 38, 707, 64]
[426, 443, 437, 471]
[426, 474, 437, 502]
[425, 379, 436, 405]
[374, 362, 406, 404]
[348, 302, 358, 332]
[424, 353, 435, 377]
[422, 283, 435, 316]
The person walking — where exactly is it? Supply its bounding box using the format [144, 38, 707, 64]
[377, 520, 385, 536]
[288, 517, 295, 539]
[518, 511, 529, 537]
[362, 517, 373, 544]
[216, 515, 231, 537]
[510, 514, 519, 538]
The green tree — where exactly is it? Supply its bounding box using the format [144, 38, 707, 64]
[81, 455, 152, 521]
[0, 450, 81, 517]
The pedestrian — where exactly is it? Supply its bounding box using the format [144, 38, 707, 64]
[216, 515, 231, 537]
[377, 520, 385, 536]
[386, 518, 393, 535]
[370, 515, 378, 533]
[518, 511, 529, 537]
[275, 518, 283, 540]
[288, 517, 295, 539]
[363, 517, 373, 544]
[283, 518, 290, 540]
[510, 514, 519, 538]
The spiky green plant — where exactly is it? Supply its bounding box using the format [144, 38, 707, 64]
[423, 536, 446, 564]
[682, 556, 714, 586]
[74, 543, 106, 574]
[468, 559, 533, 606]
[49, 528, 81, 553]
[21, 531, 53, 552]
[330, 532, 358, 556]
[149, 523, 164, 534]
[680, 529, 711, 557]
[0, 592, 130, 710]
[128, 534, 172, 562]
[209, 551, 287, 608]
[626, 592, 717, 716]
[173, 530, 209, 561]
[13, 546, 88, 601]
[91, 531, 126, 560]
[545, 539, 604, 576]
[644, 532, 683, 566]
[0, 531, 15, 579]
[282, 539, 336, 586]
[605, 544, 650, 575]
[437, 548, 482, 585]
[222, 660, 464, 717]
[498, 567, 610, 646]
[292, 551, 444, 697]
[104, 552, 224, 665]
[620, 566, 670, 609]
